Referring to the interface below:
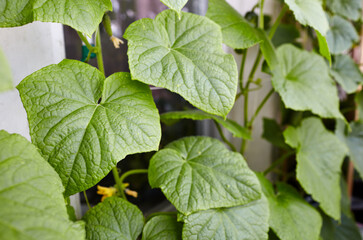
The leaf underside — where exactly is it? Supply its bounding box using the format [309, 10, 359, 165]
[142, 215, 182, 240]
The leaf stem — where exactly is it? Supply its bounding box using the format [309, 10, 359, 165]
[248, 89, 274, 127]
[120, 169, 149, 184]
[268, 4, 288, 39]
[77, 31, 94, 51]
[145, 211, 177, 223]
[95, 27, 105, 75]
[112, 167, 126, 199]
[83, 190, 91, 209]
[259, 0, 265, 29]
[238, 49, 248, 94]
[263, 151, 294, 175]
[213, 120, 237, 152]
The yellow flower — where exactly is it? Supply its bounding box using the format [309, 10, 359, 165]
[125, 188, 138, 198]
[110, 36, 124, 49]
[97, 185, 117, 202]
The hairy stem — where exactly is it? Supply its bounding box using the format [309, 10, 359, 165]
[95, 28, 105, 75]
[263, 151, 294, 175]
[259, 0, 265, 29]
[77, 31, 94, 50]
[214, 120, 237, 152]
[248, 89, 274, 127]
[238, 49, 248, 94]
[112, 167, 126, 199]
[120, 169, 148, 184]
[83, 191, 91, 209]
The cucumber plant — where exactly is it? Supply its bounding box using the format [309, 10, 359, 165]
[0, 0, 362, 239]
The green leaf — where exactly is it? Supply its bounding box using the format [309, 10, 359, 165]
[17, 59, 161, 196]
[326, 15, 359, 54]
[0, 130, 85, 240]
[142, 215, 182, 240]
[83, 197, 144, 240]
[326, 0, 362, 21]
[182, 197, 269, 240]
[316, 30, 332, 65]
[356, 92, 363, 120]
[284, 117, 348, 219]
[285, 0, 329, 35]
[336, 120, 363, 180]
[257, 29, 279, 70]
[257, 174, 322, 240]
[206, 0, 262, 49]
[320, 212, 362, 240]
[124, 10, 238, 117]
[330, 55, 363, 94]
[271, 24, 300, 47]
[161, 110, 251, 139]
[0, 0, 112, 36]
[0, 48, 13, 92]
[160, 0, 188, 16]
[262, 118, 289, 149]
[148, 136, 261, 215]
[272, 44, 343, 119]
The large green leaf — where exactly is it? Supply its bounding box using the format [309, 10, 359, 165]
[284, 117, 348, 219]
[83, 197, 144, 240]
[17, 60, 161, 196]
[206, 0, 262, 49]
[326, 15, 359, 54]
[272, 44, 343, 119]
[326, 0, 362, 21]
[0, 48, 13, 92]
[320, 212, 362, 240]
[0, 130, 85, 240]
[182, 197, 269, 240]
[124, 10, 238, 117]
[285, 0, 329, 35]
[142, 215, 182, 240]
[160, 0, 188, 16]
[148, 136, 261, 215]
[257, 174, 322, 240]
[330, 55, 363, 94]
[0, 0, 112, 36]
[160, 110, 251, 139]
[336, 120, 363, 180]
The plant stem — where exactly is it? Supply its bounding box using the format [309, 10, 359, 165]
[259, 0, 265, 29]
[213, 120, 237, 152]
[120, 169, 148, 184]
[268, 4, 288, 39]
[248, 89, 274, 127]
[263, 151, 294, 175]
[112, 167, 126, 199]
[83, 191, 91, 209]
[77, 31, 94, 50]
[239, 49, 247, 94]
[95, 28, 105, 75]
[145, 212, 177, 222]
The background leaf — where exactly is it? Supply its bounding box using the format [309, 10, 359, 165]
[0, 0, 112, 35]
[17, 60, 161, 196]
[272, 44, 342, 119]
[182, 196, 269, 240]
[330, 55, 363, 94]
[0, 48, 13, 92]
[262, 118, 289, 149]
[316, 30, 332, 65]
[284, 117, 348, 219]
[206, 0, 262, 49]
[326, 0, 362, 21]
[326, 15, 359, 54]
[83, 197, 144, 240]
[124, 10, 238, 117]
[161, 110, 251, 139]
[257, 174, 322, 240]
[0, 131, 85, 240]
[142, 215, 182, 240]
[356, 92, 363, 120]
[320, 212, 362, 240]
[148, 136, 261, 215]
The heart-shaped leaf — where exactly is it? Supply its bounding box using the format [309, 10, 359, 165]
[160, 0, 188, 16]
[0, 48, 13, 92]
[330, 55, 363, 94]
[272, 44, 343, 119]
[161, 110, 251, 139]
[0, 0, 112, 35]
[83, 197, 144, 240]
[17, 59, 161, 196]
[0, 131, 85, 239]
[148, 136, 261, 215]
[182, 197, 269, 240]
[124, 10, 238, 117]
[206, 0, 262, 49]
[284, 117, 348, 220]
[326, 0, 362, 21]
[257, 174, 322, 240]
[142, 215, 182, 240]
[326, 15, 359, 54]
